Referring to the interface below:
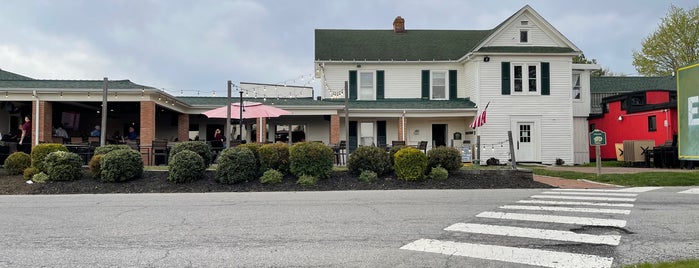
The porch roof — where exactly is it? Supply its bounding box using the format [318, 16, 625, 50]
[0, 79, 155, 89]
[0, 69, 34, 80]
[178, 96, 476, 110]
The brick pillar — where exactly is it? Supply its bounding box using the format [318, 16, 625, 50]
[257, 117, 267, 143]
[38, 101, 53, 144]
[177, 113, 189, 142]
[330, 114, 340, 144]
[140, 101, 156, 164]
[397, 116, 407, 141]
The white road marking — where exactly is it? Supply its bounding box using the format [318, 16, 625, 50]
[552, 187, 662, 193]
[517, 199, 634, 207]
[679, 188, 699, 194]
[500, 205, 631, 215]
[400, 238, 614, 268]
[541, 191, 638, 197]
[476, 211, 627, 227]
[532, 195, 636, 202]
[445, 223, 621, 246]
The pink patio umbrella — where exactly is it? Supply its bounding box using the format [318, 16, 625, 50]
[202, 101, 291, 142]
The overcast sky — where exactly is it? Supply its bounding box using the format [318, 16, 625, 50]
[0, 0, 696, 97]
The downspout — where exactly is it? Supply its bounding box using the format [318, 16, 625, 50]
[33, 90, 39, 146]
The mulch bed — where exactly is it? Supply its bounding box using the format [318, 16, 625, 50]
[0, 169, 552, 195]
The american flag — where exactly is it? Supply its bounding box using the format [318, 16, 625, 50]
[469, 102, 489, 129]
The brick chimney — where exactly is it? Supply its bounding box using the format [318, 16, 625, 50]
[393, 16, 405, 33]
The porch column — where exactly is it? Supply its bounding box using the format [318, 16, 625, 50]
[257, 117, 267, 143]
[38, 101, 53, 145]
[140, 101, 156, 164]
[397, 116, 407, 142]
[330, 114, 340, 144]
[177, 113, 189, 142]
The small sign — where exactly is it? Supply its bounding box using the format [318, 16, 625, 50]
[589, 129, 607, 146]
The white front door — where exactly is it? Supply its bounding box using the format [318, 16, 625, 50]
[515, 122, 536, 162]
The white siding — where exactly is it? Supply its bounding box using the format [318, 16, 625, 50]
[464, 61, 477, 101]
[572, 70, 592, 116]
[573, 117, 590, 165]
[473, 56, 574, 165]
[488, 14, 564, 47]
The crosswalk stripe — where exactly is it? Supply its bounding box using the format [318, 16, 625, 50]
[400, 238, 614, 268]
[552, 187, 662, 193]
[445, 223, 621, 245]
[517, 200, 634, 207]
[532, 195, 636, 202]
[541, 191, 638, 197]
[679, 188, 699, 194]
[476, 211, 627, 227]
[500, 205, 631, 215]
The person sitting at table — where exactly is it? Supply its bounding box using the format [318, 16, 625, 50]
[55, 124, 70, 142]
[127, 126, 138, 140]
[90, 125, 101, 137]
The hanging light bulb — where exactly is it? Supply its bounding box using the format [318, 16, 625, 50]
[60, 92, 63, 98]
[87, 92, 91, 98]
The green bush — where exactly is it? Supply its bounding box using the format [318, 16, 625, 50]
[389, 145, 406, 168]
[168, 150, 205, 183]
[289, 142, 333, 179]
[88, 154, 103, 178]
[100, 149, 143, 182]
[238, 143, 262, 175]
[32, 172, 49, 183]
[216, 147, 257, 184]
[23, 167, 37, 179]
[30, 143, 68, 173]
[427, 146, 462, 173]
[394, 147, 427, 181]
[347, 146, 391, 176]
[296, 174, 318, 186]
[358, 170, 378, 182]
[44, 151, 83, 181]
[428, 166, 449, 181]
[258, 143, 290, 174]
[169, 141, 213, 166]
[4, 152, 31, 175]
[93, 144, 131, 155]
[260, 169, 284, 184]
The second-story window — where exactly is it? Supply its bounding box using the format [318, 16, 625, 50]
[359, 72, 374, 100]
[572, 73, 581, 100]
[432, 71, 447, 99]
[512, 63, 539, 94]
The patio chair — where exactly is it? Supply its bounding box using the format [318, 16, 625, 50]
[418, 141, 428, 153]
[392, 140, 406, 147]
[152, 140, 169, 165]
[71, 136, 84, 144]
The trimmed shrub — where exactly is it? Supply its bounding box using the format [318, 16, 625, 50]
[88, 154, 103, 178]
[32, 172, 49, 183]
[389, 145, 406, 168]
[169, 141, 213, 165]
[486, 157, 500, 166]
[238, 143, 262, 174]
[428, 166, 449, 181]
[260, 169, 284, 184]
[44, 151, 83, 181]
[358, 170, 378, 183]
[93, 144, 131, 155]
[556, 158, 565, 166]
[100, 149, 143, 182]
[258, 143, 290, 174]
[30, 143, 68, 173]
[216, 147, 257, 184]
[289, 142, 333, 179]
[23, 167, 37, 179]
[296, 174, 318, 186]
[168, 150, 205, 183]
[347, 146, 391, 176]
[4, 152, 31, 175]
[427, 146, 462, 173]
[394, 147, 427, 181]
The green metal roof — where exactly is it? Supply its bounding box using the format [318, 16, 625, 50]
[178, 96, 476, 110]
[315, 29, 493, 61]
[0, 69, 34, 80]
[590, 76, 676, 93]
[0, 79, 155, 89]
[477, 46, 575, 53]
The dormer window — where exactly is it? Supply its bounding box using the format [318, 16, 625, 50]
[520, 30, 528, 43]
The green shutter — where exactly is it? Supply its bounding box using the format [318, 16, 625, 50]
[349, 70, 357, 100]
[449, 70, 457, 99]
[501, 62, 510, 95]
[377, 121, 386, 147]
[376, 70, 384, 99]
[348, 121, 358, 152]
[541, 62, 550, 95]
[421, 70, 430, 100]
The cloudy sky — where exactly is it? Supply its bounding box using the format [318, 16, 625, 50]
[0, 0, 696, 96]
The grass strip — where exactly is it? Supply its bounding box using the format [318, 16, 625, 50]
[621, 259, 699, 268]
[533, 168, 699, 186]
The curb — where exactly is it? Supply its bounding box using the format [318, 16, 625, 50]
[578, 179, 623, 188]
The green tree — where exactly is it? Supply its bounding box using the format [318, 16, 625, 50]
[573, 54, 613, 77]
[632, 5, 699, 76]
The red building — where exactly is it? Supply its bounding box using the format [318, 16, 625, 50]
[588, 89, 677, 160]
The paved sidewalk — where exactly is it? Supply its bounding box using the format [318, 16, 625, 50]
[533, 175, 618, 189]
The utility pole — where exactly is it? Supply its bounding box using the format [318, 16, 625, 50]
[344, 81, 349, 147]
[100, 78, 108, 146]
[226, 80, 232, 143]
